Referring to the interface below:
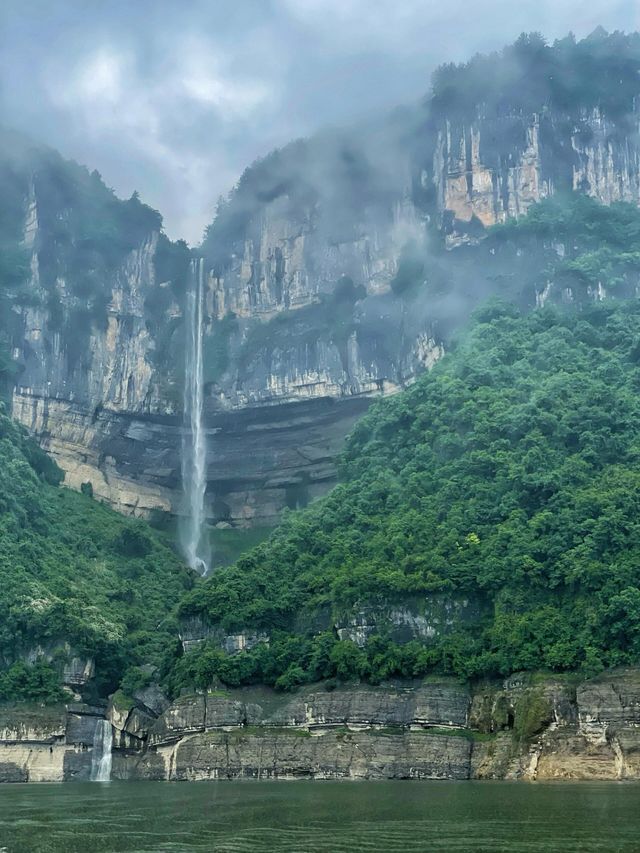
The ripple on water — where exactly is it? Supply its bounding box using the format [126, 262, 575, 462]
[0, 781, 639, 853]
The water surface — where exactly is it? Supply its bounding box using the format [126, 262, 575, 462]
[0, 780, 638, 852]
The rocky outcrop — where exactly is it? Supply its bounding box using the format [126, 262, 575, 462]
[334, 595, 486, 647]
[114, 680, 476, 781]
[114, 670, 640, 781]
[11, 211, 177, 518]
[0, 703, 103, 783]
[105, 669, 640, 782]
[422, 106, 640, 244]
[180, 595, 487, 658]
[131, 729, 473, 782]
[4, 669, 640, 782]
[179, 616, 270, 655]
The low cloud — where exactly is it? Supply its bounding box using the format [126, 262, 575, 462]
[1, 1, 638, 243]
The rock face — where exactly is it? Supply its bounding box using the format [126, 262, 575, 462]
[122, 670, 640, 782]
[3, 669, 640, 783]
[179, 595, 488, 660]
[9, 63, 640, 530]
[135, 729, 473, 782]
[422, 106, 640, 244]
[0, 704, 102, 783]
[8, 132, 442, 530]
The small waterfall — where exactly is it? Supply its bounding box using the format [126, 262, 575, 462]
[90, 720, 113, 782]
[180, 257, 209, 574]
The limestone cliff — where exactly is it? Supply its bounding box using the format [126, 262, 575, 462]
[4, 669, 640, 782]
[12, 224, 176, 516]
[421, 107, 640, 245]
[7, 31, 640, 534]
[6, 123, 444, 531]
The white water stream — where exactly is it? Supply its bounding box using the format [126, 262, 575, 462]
[90, 719, 113, 782]
[180, 258, 209, 574]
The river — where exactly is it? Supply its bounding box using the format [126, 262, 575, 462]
[0, 780, 638, 852]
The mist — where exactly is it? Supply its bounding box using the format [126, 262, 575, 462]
[1, 0, 638, 243]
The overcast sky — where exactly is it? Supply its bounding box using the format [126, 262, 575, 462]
[1, 1, 638, 243]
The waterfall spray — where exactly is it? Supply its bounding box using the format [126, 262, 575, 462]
[90, 720, 113, 782]
[181, 258, 209, 575]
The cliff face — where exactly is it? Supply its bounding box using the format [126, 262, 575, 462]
[4, 669, 640, 782]
[0, 703, 103, 783]
[103, 667, 640, 783]
[423, 107, 640, 243]
[7, 124, 445, 530]
[12, 221, 175, 515]
[8, 33, 640, 533]
[4, 136, 182, 516]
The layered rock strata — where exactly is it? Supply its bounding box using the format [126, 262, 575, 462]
[4, 669, 640, 783]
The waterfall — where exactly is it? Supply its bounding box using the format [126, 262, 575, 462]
[180, 257, 209, 574]
[90, 720, 113, 782]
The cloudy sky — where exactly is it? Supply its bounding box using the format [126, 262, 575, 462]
[1, 1, 638, 243]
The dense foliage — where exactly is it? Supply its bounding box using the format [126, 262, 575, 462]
[431, 29, 640, 121]
[490, 194, 640, 294]
[398, 193, 640, 348]
[174, 298, 640, 691]
[0, 407, 194, 703]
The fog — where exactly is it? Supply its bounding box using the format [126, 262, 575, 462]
[1, 0, 638, 243]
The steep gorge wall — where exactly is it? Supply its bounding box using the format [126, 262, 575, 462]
[8, 130, 444, 530]
[423, 107, 640, 243]
[12, 209, 175, 515]
[9, 33, 640, 530]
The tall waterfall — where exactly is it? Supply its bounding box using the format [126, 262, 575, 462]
[180, 257, 209, 574]
[90, 720, 113, 782]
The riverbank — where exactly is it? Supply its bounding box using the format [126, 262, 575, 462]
[2, 668, 640, 783]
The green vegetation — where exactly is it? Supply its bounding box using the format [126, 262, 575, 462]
[397, 192, 640, 351]
[0, 661, 66, 705]
[491, 194, 640, 295]
[173, 296, 640, 692]
[207, 525, 274, 569]
[168, 192, 640, 697]
[513, 691, 552, 741]
[431, 30, 640, 121]
[5, 23, 640, 713]
[0, 128, 188, 382]
[0, 405, 194, 703]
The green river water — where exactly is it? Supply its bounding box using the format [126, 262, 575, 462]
[0, 780, 638, 852]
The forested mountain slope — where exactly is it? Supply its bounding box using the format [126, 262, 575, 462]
[173, 202, 640, 691]
[0, 406, 193, 703]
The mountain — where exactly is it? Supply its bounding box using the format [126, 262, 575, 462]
[6, 30, 640, 549]
[173, 291, 640, 691]
[0, 128, 191, 518]
[4, 29, 640, 784]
